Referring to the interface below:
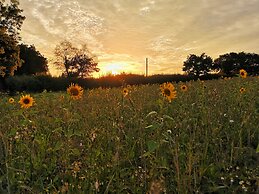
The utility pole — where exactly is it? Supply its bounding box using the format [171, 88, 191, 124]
[145, 58, 148, 77]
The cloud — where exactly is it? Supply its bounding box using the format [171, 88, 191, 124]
[19, 0, 259, 76]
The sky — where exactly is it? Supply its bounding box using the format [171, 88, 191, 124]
[18, 0, 259, 77]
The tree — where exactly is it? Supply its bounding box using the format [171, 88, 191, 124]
[66, 53, 99, 78]
[182, 53, 215, 77]
[214, 52, 259, 76]
[15, 44, 49, 75]
[0, 28, 21, 78]
[54, 40, 99, 78]
[0, 0, 25, 40]
[0, 0, 24, 90]
[244, 53, 259, 76]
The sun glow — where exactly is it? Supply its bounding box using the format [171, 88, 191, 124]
[104, 63, 124, 75]
[93, 61, 141, 78]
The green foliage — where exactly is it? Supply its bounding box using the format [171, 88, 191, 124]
[183, 53, 216, 77]
[0, 77, 258, 193]
[54, 40, 99, 78]
[15, 44, 49, 76]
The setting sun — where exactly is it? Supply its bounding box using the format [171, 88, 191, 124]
[103, 62, 126, 75]
[92, 61, 141, 77]
[106, 63, 120, 75]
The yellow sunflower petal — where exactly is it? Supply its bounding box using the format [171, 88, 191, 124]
[8, 98, 15, 104]
[19, 95, 34, 109]
[239, 87, 245, 94]
[67, 83, 84, 100]
[122, 88, 129, 97]
[180, 85, 188, 92]
[239, 69, 247, 78]
[160, 82, 177, 102]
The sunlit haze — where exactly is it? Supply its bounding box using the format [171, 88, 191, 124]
[18, 0, 259, 77]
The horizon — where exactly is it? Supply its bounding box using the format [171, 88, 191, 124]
[18, 0, 259, 77]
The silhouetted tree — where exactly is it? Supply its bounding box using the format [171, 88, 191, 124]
[214, 52, 259, 76]
[66, 53, 99, 78]
[54, 40, 99, 78]
[0, 0, 25, 40]
[15, 44, 49, 75]
[183, 53, 215, 77]
[0, 0, 24, 90]
[54, 40, 76, 77]
[0, 28, 21, 90]
[244, 53, 259, 76]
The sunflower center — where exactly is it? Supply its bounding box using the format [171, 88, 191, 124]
[23, 98, 30, 104]
[164, 88, 171, 96]
[70, 88, 80, 96]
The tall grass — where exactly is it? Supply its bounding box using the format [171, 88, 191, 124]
[0, 77, 258, 193]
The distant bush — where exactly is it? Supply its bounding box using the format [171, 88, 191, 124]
[6, 75, 42, 92]
[5, 75, 99, 92]
[5, 73, 222, 92]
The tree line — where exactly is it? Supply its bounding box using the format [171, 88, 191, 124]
[183, 52, 259, 77]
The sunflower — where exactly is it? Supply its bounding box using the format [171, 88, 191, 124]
[19, 95, 34, 109]
[180, 84, 188, 92]
[122, 87, 129, 97]
[161, 82, 174, 90]
[67, 83, 83, 100]
[239, 69, 247, 78]
[159, 84, 164, 90]
[239, 87, 245, 94]
[160, 82, 177, 102]
[8, 98, 15, 104]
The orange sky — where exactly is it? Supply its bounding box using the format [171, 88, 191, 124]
[18, 0, 259, 77]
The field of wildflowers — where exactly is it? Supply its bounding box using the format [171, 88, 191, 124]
[0, 75, 258, 193]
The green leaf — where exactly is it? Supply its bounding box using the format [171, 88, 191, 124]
[73, 130, 82, 137]
[145, 125, 154, 129]
[54, 141, 63, 151]
[8, 128, 18, 137]
[66, 129, 74, 138]
[160, 157, 169, 168]
[209, 185, 227, 192]
[145, 123, 161, 131]
[52, 127, 63, 134]
[256, 144, 259, 153]
[69, 148, 80, 156]
[146, 111, 157, 118]
[147, 140, 159, 153]
[163, 115, 174, 121]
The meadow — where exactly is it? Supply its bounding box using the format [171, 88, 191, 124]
[0, 76, 258, 193]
